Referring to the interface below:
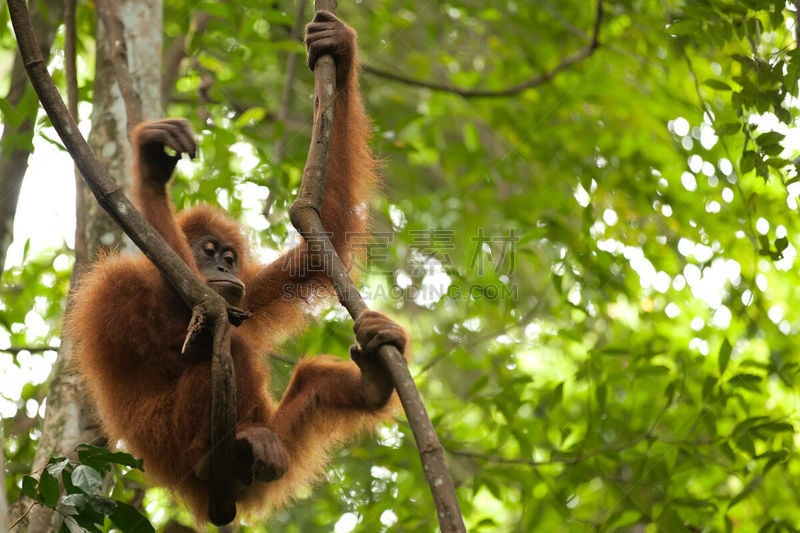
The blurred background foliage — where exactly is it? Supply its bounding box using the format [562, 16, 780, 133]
[3, 0, 800, 531]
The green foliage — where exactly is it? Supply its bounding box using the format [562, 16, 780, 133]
[4, 0, 800, 530]
[19, 445, 153, 533]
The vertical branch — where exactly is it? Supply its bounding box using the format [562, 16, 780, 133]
[289, 2, 465, 531]
[64, 0, 88, 272]
[207, 318, 237, 526]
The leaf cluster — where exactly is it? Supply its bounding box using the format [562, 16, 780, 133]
[19, 445, 153, 533]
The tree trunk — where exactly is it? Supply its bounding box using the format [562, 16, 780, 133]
[24, 1, 164, 530]
[85, 0, 164, 253]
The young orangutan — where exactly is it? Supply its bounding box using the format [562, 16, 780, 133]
[69, 11, 408, 522]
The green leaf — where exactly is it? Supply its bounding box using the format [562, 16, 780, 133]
[736, 434, 756, 457]
[259, 10, 294, 25]
[728, 476, 761, 509]
[70, 515, 103, 533]
[720, 442, 736, 463]
[731, 54, 755, 67]
[702, 375, 717, 400]
[703, 79, 731, 91]
[47, 458, 71, 478]
[664, 380, 677, 402]
[71, 465, 103, 495]
[755, 131, 784, 147]
[672, 497, 717, 510]
[767, 157, 791, 168]
[762, 449, 789, 474]
[718, 339, 732, 375]
[60, 493, 88, 512]
[595, 383, 607, 412]
[463, 122, 479, 153]
[605, 509, 641, 530]
[21, 475, 38, 499]
[77, 445, 143, 472]
[551, 382, 564, 405]
[637, 364, 670, 377]
[39, 470, 60, 507]
[714, 122, 741, 135]
[656, 507, 685, 530]
[757, 234, 771, 254]
[732, 416, 770, 436]
[740, 150, 758, 174]
[87, 494, 117, 515]
[759, 144, 783, 158]
[759, 422, 795, 434]
[667, 19, 697, 36]
[62, 516, 85, 533]
[468, 376, 489, 396]
[109, 501, 155, 533]
[727, 373, 762, 392]
[234, 106, 267, 129]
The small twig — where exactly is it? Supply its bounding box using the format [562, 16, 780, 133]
[7, 0, 242, 525]
[289, 2, 465, 531]
[362, 0, 603, 99]
[8, 501, 35, 530]
[95, 0, 143, 130]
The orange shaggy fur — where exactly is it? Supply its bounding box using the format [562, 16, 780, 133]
[68, 17, 405, 521]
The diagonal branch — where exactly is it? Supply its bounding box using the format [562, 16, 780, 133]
[362, 0, 603, 99]
[7, 0, 243, 525]
[289, 1, 465, 531]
